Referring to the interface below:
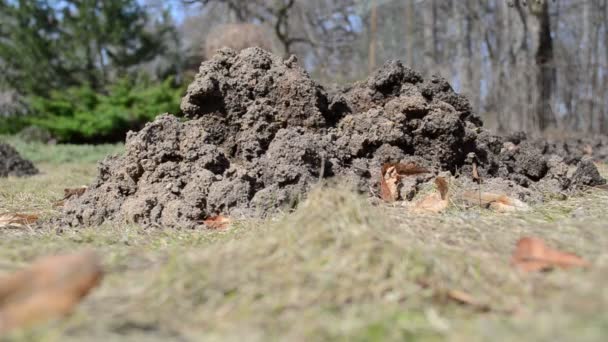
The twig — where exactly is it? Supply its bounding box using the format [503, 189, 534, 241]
[318, 152, 326, 183]
[472, 161, 482, 208]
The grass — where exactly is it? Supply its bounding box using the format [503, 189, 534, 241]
[1, 139, 608, 341]
[0, 135, 123, 164]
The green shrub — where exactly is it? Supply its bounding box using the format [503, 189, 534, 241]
[27, 77, 184, 143]
[0, 115, 29, 135]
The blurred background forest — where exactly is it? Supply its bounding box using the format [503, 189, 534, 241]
[1, 0, 607, 143]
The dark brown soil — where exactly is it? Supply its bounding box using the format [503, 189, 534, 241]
[0, 143, 38, 178]
[57, 48, 606, 229]
[504, 132, 608, 165]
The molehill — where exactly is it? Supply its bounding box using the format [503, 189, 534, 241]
[0, 143, 38, 177]
[57, 48, 605, 229]
[531, 134, 608, 164]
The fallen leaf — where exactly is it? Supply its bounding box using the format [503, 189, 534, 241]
[446, 289, 490, 312]
[380, 163, 429, 202]
[462, 192, 530, 212]
[436, 177, 448, 201]
[53, 186, 88, 207]
[412, 177, 449, 214]
[391, 163, 430, 176]
[511, 237, 590, 273]
[380, 165, 399, 202]
[472, 162, 480, 182]
[0, 213, 39, 229]
[203, 215, 231, 230]
[0, 250, 103, 334]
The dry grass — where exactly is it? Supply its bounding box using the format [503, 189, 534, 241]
[1, 142, 608, 341]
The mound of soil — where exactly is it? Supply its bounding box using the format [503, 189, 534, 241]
[58, 48, 606, 229]
[504, 133, 608, 165]
[0, 143, 38, 177]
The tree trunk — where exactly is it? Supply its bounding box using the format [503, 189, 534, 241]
[368, 0, 378, 73]
[405, 0, 415, 67]
[533, 1, 556, 131]
[602, 0, 608, 133]
[423, 0, 436, 72]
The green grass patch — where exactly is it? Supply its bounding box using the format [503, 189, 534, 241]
[0, 135, 123, 164]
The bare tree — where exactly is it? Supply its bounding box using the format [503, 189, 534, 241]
[175, 0, 608, 135]
[402, 0, 415, 69]
[368, 0, 378, 72]
[204, 23, 278, 58]
[530, 0, 557, 131]
[182, 0, 313, 55]
[422, 0, 436, 71]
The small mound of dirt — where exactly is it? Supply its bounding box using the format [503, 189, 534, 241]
[0, 143, 38, 177]
[57, 48, 606, 229]
[505, 133, 608, 165]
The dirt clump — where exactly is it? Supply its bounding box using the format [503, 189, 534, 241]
[0, 143, 38, 177]
[57, 48, 605, 229]
[515, 134, 608, 165]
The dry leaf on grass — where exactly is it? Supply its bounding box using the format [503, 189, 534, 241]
[380, 165, 399, 202]
[412, 177, 449, 214]
[445, 289, 491, 312]
[462, 192, 530, 212]
[0, 213, 39, 229]
[472, 162, 480, 182]
[421, 279, 515, 314]
[53, 186, 88, 207]
[511, 237, 590, 273]
[202, 215, 231, 230]
[0, 250, 103, 334]
[380, 163, 429, 202]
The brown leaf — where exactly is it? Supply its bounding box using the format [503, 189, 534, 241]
[0, 214, 39, 229]
[446, 289, 490, 312]
[54, 186, 88, 208]
[380, 165, 399, 202]
[380, 163, 429, 202]
[391, 163, 430, 176]
[461, 192, 529, 212]
[435, 177, 448, 201]
[511, 237, 590, 273]
[203, 215, 231, 230]
[472, 162, 480, 182]
[412, 177, 449, 214]
[0, 250, 103, 334]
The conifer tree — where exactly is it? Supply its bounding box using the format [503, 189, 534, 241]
[0, 0, 169, 96]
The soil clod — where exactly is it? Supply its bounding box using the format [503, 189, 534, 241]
[0, 143, 38, 178]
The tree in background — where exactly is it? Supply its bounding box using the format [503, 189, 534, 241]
[182, 0, 309, 55]
[347, 0, 606, 134]
[0, 1, 71, 96]
[3, 0, 608, 138]
[180, 0, 362, 82]
[0, 0, 184, 141]
[204, 23, 279, 58]
[0, 0, 173, 96]
[28, 76, 184, 142]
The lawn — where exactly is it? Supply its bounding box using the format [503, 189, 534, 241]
[1, 138, 608, 341]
